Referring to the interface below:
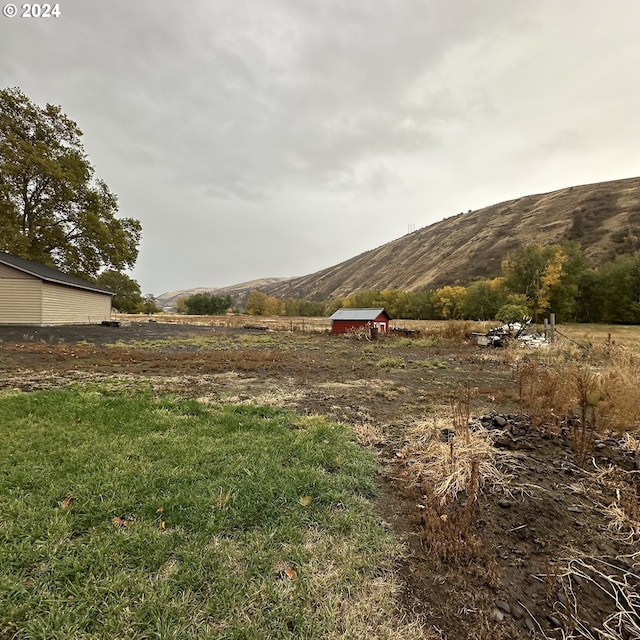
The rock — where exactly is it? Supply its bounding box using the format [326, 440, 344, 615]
[495, 600, 511, 614]
[524, 617, 536, 633]
[493, 609, 505, 622]
[494, 415, 508, 427]
[438, 428, 456, 442]
[498, 499, 511, 509]
[548, 615, 562, 628]
[511, 602, 525, 619]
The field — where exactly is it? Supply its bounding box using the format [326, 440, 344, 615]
[1, 318, 639, 639]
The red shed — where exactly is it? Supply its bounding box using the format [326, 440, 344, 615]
[329, 308, 391, 335]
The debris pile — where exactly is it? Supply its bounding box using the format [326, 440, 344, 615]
[472, 317, 549, 348]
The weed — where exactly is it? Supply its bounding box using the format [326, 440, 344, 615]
[397, 389, 510, 572]
[515, 343, 640, 464]
[376, 357, 405, 369]
[413, 359, 447, 369]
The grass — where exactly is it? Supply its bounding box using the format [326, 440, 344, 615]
[375, 357, 405, 369]
[0, 389, 414, 639]
[413, 359, 447, 369]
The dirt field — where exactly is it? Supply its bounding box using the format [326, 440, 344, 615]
[1, 320, 638, 639]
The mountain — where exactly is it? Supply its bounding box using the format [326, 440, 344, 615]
[264, 177, 640, 300]
[156, 277, 290, 310]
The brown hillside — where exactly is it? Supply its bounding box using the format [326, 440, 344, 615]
[266, 177, 640, 300]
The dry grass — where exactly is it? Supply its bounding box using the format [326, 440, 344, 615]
[351, 422, 387, 447]
[113, 313, 332, 332]
[396, 393, 512, 569]
[112, 314, 496, 339]
[399, 426, 510, 507]
[513, 342, 640, 464]
[592, 466, 640, 545]
[557, 556, 640, 640]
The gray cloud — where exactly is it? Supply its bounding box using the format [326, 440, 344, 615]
[1, 0, 639, 294]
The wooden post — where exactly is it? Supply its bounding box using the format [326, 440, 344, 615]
[549, 313, 556, 343]
[544, 318, 548, 342]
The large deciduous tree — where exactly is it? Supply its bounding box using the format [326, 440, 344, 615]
[178, 292, 233, 315]
[501, 242, 587, 321]
[0, 87, 141, 279]
[95, 270, 143, 313]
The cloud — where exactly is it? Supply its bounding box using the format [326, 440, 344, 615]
[1, 0, 639, 293]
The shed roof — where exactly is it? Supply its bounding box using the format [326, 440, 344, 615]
[329, 308, 389, 321]
[0, 251, 112, 295]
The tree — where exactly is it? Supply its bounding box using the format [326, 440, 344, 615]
[180, 292, 233, 315]
[140, 294, 160, 314]
[495, 299, 529, 323]
[598, 254, 640, 323]
[574, 269, 606, 323]
[246, 290, 283, 316]
[547, 242, 588, 322]
[502, 242, 588, 321]
[95, 270, 143, 313]
[432, 286, 467, 319]
[502, 244, 550, 319]
[0, 87, 141, 279]
[461, 278, 506, 320]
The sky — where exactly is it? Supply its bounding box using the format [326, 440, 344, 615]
[1, 1, 639, 296]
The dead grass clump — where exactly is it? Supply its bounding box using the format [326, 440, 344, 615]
[621, 433, 640, 467]
[398, 392, 511, 569]
[593, 466, 640, 545]
[351, 422, 386, 447]
[597, 348, 640, 435]
[557, 556, 640, 640]
[410, 429, 508, 506]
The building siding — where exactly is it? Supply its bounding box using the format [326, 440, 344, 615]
[0, 263, 32, 279]
[42, 282, 111, 324]
[330, 311, 390, 335]
[0, 278, 43, 324]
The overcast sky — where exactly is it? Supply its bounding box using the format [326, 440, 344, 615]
[2, 1, 639, 296]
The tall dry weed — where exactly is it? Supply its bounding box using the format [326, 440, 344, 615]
[398, 389, 510, 568]
[597, 347, 640, 435]
[516, 342, 640, 464]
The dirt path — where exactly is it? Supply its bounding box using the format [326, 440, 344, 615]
[1, 322, 637, 639]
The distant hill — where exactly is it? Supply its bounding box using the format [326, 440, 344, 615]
[156, 277, 290, 310]
[263, 177, 640, 300]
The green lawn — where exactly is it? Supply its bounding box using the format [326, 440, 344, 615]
[0, 389, 409, 639]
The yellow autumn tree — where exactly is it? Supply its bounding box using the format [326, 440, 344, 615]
[246, 290, 284, 316]
[433, 286, 467, 319]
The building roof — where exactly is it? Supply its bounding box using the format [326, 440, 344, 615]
[329, 308, 390, 321]
[0, 251, 112, 295]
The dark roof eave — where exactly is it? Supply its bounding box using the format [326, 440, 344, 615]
[0, 251, 113, 295]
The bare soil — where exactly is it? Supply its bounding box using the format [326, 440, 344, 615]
[1, 322, 638, 639]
